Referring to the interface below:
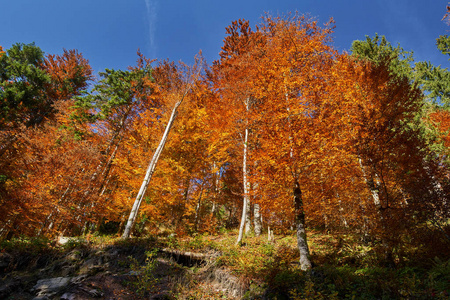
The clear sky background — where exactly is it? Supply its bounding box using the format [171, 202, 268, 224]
[1, 0, 449, 77]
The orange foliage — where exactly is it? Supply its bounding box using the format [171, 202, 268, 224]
[0, 49, 97, 238]
[109, 58, 219, 236]
[0, 100, 103, 237]
[2, 15, 449, 244]
[207, 14, 447, 248]
[429, 109, 450, 148]
[43, 49, 94, 101]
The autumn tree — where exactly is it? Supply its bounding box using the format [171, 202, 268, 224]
[211, 14, 343, 269]
[0, 44, 94, 238]
[121, 56, 204, 238]
[44, 49, 94, 102]
[350, 33, 450, 261]
[63, 53, 160, 234]
[253, 15, 344, 270]
[209, 19, 268, 244]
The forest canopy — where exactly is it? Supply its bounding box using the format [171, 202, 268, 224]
[1, 11, 449, 272]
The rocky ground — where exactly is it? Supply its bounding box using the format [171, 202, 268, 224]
[0, 238, 245, 300]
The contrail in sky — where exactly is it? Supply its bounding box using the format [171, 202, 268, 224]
[144, 0, 157, 58]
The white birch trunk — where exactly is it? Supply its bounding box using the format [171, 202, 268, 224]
[194, 182, 204, 231]
[211, 161, 221, 215]
[253, 203, 262, 236]
[0, 218, 13, 239]
[122, 98, 184, 239]
[358, 158, 381, 207]
[253, 176, 262, 236]
[358, 158, 396, 265]
[245, 200, 252, 234]
[236, 126, 250, 245]
[121, 57, 204, 239]
[267, 226, 274, 243]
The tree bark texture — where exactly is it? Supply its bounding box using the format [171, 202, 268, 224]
[245, 200, 252, 234]
[236, 126, 250, 245]
[253, 203, 262, 236]
[294, 180, 312, 271]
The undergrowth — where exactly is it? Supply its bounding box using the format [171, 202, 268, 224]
[127, 248, 160, 297]
[162, 229, 450, 299]
[1, 229, 449, 299]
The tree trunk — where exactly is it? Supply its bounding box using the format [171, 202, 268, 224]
[294, 180, 312, 271]
[81, 109, 131, 233]
[245, 201, 252, 234]
[194, 182, 205, 232]
[211, 161, 220, 215]
[283, 83, 311, 269]
[254, 203, 262, 236]
[267, 226, 274, 243]
[122, 98, 184, 239]
[253, 176, 262, 236]
[337, 194, 348, 228]
[358, 158, 395, 266]
[236, 126, 250, 245]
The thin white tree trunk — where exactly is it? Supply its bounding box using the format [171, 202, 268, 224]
[245, 200, 252, 234]
[358, 158, 381, 208]
[121, 57, 203, 239]
[252, 175, 262, 236]
[0, 218, 13, 239]
[337, 193, 348, 228]
[211, 162, 220, 215]
[194, 182, 205, 231]
[236, 126, 250, 245]
[267, 225, 274, 243]
[253, 203, 262, 236]
[211, 201, 216, 214]
[358, 157, 396, 265]
[122, 97, 185, 239]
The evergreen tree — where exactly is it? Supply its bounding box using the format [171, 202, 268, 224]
[0, 43, 50, 128]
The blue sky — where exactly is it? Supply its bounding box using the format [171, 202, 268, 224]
[1, 0, 449, 76]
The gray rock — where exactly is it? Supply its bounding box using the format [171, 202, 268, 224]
[61, 292, 77, 300]
[70, 275, 88, 284]
[32, 296, 50, 300]
[61, 265, 77, 277]
[31, 277, 72, 297]
[79, 257, 104, 275]
[89, 288, 104, 297]
[57, 237, 87, 246]
[61, 286, 104, 299]
[94, 250, 106, 256]
[79, 286, 104, 297]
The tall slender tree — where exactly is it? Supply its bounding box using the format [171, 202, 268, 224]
[122, 57, 204, 239]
